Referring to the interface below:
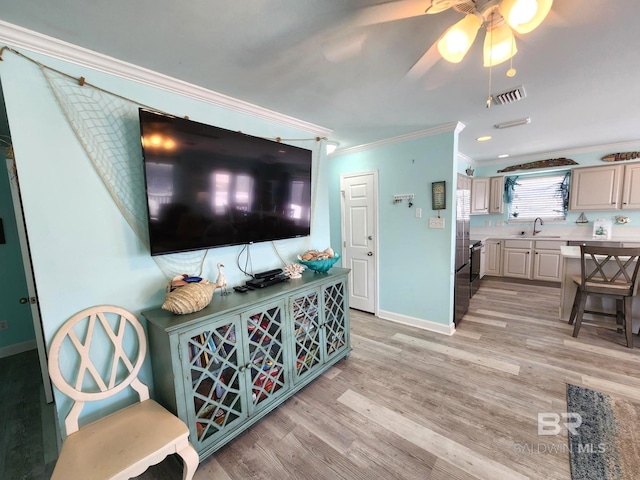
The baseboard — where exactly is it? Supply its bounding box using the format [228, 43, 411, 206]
[0, 340, 37, 359]
[378, 310, 455, 336]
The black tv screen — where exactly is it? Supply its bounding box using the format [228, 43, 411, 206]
[139, 109, 312, 255]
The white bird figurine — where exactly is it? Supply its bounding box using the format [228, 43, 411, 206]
[215, 263, 229, 295]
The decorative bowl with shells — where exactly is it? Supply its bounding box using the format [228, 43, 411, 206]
[297, 249, 341, 273]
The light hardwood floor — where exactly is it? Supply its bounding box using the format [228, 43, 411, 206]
[24, 276, 640, 480]
[134, 276, 640, 479]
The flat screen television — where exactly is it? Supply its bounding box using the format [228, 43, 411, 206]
[139, 109, 312, 255]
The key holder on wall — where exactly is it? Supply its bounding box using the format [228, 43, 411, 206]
[393, 194, 414, 207]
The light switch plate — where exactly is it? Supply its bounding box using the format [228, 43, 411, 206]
[429, 217, 445, 229]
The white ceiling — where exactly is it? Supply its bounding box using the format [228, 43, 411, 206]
[1, 0, 639, 163]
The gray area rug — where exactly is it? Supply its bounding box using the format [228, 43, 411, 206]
[566, 384, 640, 479]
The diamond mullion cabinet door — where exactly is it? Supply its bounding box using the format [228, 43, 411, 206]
[179, 315, 248, 453]
[321, 278, 350, 363]
[240, 299, 290, 416]
[143, 267, 352, 462]
[289, 287, 323, 384]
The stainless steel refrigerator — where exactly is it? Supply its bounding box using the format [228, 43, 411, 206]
[454, 174, 471, 325]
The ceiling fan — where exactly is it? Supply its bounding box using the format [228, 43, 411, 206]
[430, 0, 553, 67]
[352, 0, 553, 74]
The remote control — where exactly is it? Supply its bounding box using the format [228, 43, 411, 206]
[233, 286, 248, 293]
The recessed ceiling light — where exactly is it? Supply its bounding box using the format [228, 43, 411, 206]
[498, 154, 510, 158]
[476, 135, 492, 142]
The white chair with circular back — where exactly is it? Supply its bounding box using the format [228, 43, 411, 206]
[48, 305, 199, 479]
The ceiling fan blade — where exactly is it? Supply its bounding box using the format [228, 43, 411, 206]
[425, 0, 465, 14]
[405, 42, 442, 80]
[322, 32, 368, 63]
[543, 4, 601, 28]
[352, 0, 429, 27]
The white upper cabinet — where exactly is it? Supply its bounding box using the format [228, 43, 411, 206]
[489, 176, 504, 214]
[471, 177, 490, 214]
[569, 164, 623, 211]
[569, 163, 640, 211]
[622, 163, 640, 209]
[471, 176, 504, 214]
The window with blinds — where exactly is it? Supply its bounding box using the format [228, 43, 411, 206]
[507, 172, 569, 221]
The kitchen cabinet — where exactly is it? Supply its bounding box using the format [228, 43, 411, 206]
[479, 242, 487, 278]
[489, 176, 504, 214]
[534, 240, 566, 282]
[143, 268, 350, 461]
[471, 176, 504, 214]
[569, 163, 640, 211]
[502, 239, 565, 282]
[484, 239, 502, 276]
[502, 239, 532, 279]
[622, 163, 640, 209]
[471, 177, 490, 214]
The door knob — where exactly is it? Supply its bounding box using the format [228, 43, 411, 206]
[367, 235, 373, 240]
[19, 297, 29, 304]
[367, 252, 373, 256]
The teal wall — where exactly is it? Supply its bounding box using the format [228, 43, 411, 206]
[0, 151, 36, 350]
[328, 131, 459, 327]
[0, 49, 331, 433]
[471, 150, 640, 229]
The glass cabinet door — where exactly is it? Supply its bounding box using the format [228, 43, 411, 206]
[242, 300, 289, 414]
[322, 280, 348, 361]
[181, 317, 247, 448]
[290, 289, 323, 383]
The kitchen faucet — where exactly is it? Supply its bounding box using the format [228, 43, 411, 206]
[533, 217, 544, 236]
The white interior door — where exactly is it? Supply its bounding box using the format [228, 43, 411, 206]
[340, 172, 377, 313]
[6, 158, 53, 403]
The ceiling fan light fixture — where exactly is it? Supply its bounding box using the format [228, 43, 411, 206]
[499, 0, 553, 34]
[437, 14, 482, 63]
[483, 23, 517, 67]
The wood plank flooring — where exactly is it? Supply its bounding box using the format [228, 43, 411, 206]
[140, 278, 640, 480]
[0, 349, 57, 480]
[8, 277, 640, 479]
[134, 276, 640, 479]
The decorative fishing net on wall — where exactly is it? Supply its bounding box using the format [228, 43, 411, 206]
[23, 61, 207, 278]
[6, 47, 321, 279]
[41, 68, 149, 244]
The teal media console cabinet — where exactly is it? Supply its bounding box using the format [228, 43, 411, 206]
[142, 267, 351, 460]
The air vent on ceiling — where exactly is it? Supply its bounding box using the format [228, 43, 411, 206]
[492, 85, 527, 106]
[453, 1, 477, 14]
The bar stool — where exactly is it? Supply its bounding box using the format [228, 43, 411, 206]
[568, 245, 640, 348]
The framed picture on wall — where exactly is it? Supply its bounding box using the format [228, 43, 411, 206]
[432, 181, 446, 210]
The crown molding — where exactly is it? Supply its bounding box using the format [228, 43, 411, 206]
[0, 20, 332, 137]
[458, 151, 474, 165]
[473, 139, 640, 168]
[332, 122, 464, 157]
